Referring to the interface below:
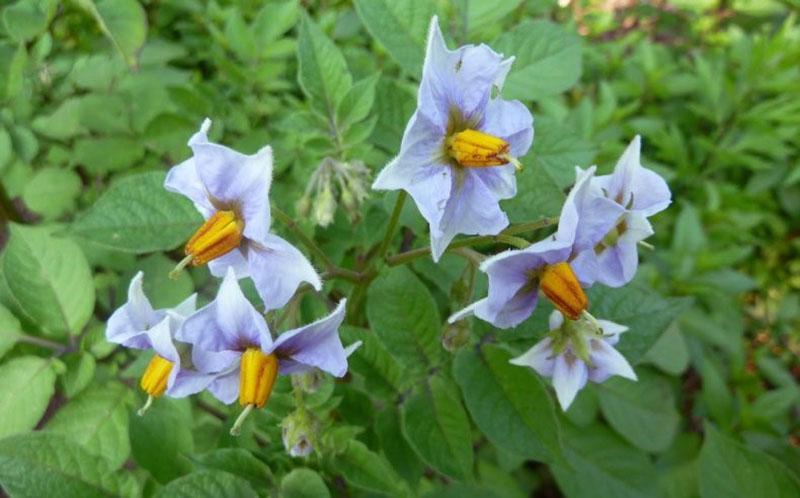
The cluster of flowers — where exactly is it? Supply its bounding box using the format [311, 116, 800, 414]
[106, 15, 671, 458]
[373, 17, 671, 410]
[106, 119, 358, 446]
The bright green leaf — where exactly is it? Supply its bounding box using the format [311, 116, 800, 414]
[297, 14, 352, 117]
[74, 0, 147, 68]
[281, 468, 330, 498]
[0, 356, 57, 438]
[21, 167, 82, 219]
[152, 470, 257, 498]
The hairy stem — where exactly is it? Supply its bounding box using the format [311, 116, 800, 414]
[375, 191, 407, 260]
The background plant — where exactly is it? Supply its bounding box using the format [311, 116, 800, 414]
[0, 1, 798, 497]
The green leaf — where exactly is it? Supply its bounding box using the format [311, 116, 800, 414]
[376, 406, 424, 484]
[297, 14, 352, 117]
[2, 0, 56, 42]
[0, 356, 57, 438]
[152, 470, 258, 498]
[197, 448, 272, 493]
[340, 325, 407, 398]
[130, 396, 194, 483]
[698, 425, 800, 498]
[494, 20, 582, 101]
[529, 118, 597, 188]
[280, 468, 331, 498]
[0, 432, 139, 498]
[60, 351, 97, 398]
[597, 369, 679, 453]
[587, 285, 692, 364]
[21, 167, 82, 219]
[401, 376, 473, 480]
[503, 161, 564, 221]
[337, 74, 379, 133]
[46, 382, 133, 468]
[371, 77, 416, 153]
[454, 344, 562, 462]
[69, 172, 202, 253]
[0, 224, 94, 336]
[329, 439, 407, 495]
[74, 0, 147, 68]
[135, 254, 195, 309]
[0, 304, 21, 360]
[643, 323, 689, 375]
[73, 137, 145, 174]
[551, 423, 659, 498]
[5, 43, 27, 100]
[366, 266, 444, 374]
[463, 0, 523, 36]
[0, 127, 12, 172]
[354, 0, 434, 77]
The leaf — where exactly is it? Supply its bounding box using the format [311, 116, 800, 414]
[698, 424, 800, 498]
[197, 448, 272, 493]
[597, 369, 680, 453]
[135, 254, 195, 309]
[371, 77, 416, 153]
[337, 74, 379, 133]
[530, 118, 597, 188]
[130, 397, 194, 483]
[46, 382, 133, 468]
[587, 285, 692, 364]
[280, 468, 331, 498]
[0, 432, 139, 498]
[0, 224, 95, 336]
[73, 137, 145, 174]
[297, 14, 352, 117]
[0, 127, 12, 171]
[643, 322, 689, 375]
[340, 325, 407, 398]
[494, 20, 582, 101]
[21, 167, 82, 219]
[503, 161, 564, 221]
[463, 0, 523, 36]
[74, 0, 147, 68]
[454, 344, 562, 463]
[551, 423, 659, 498]
[366, 266, 444, 374]
[68, 171, 202, 253]
[0, 304, 21, 360]
[0, 356, 57, 438]
[354, 0, 434, 77]
[329, 439, 406, 495]
[401, 376, 473, 480]
[152, 470, 258, 498]
[2, 0, 57, 42]
[376, 406, 424, 484]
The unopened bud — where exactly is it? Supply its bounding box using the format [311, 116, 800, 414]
[314, 186, 336, 227]
[295, 195, 312, 217]
[281, 409, 319, 458]
[442, 320, 471, 352]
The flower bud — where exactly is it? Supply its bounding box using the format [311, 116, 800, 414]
[314, 185, 336, 227]
[539, 262, 588, 320]
[281, 409, 319, 458]
[295, 195, 312, 217]
[442, 320, 471, 352]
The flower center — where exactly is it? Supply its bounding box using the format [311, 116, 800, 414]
[140, 354, 174, 397]
[538, 262, 588, 321]
[239, 348, 279, 408]
[170, 210, 244, 278]
[446, 129, 522, 171]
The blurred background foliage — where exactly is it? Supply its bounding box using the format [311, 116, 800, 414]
[0, 0, 798, 497]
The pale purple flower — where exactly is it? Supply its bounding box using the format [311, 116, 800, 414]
[570, 136, 671, 287]
[175, 268, 351, 404]
[165, 118, 322, 310]
[510, 310, 636, 410]
[105, 271, 197, 396]
[372, 16, 534, 261]
[448, 167, 622, 328]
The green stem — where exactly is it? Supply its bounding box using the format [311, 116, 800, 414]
[495, 234, 530, 249]
[17, 333, 66, 351]
[386, 217, 557, 267]
[375, 191, 407, 260]
[272, 204, 336, 270]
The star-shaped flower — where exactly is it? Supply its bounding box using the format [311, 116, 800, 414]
[448, 167, 623, 328]
[571, 136, 671, 287]
[165, 118, 321, 310]
[372, 16, 534, 261]
[105, 272, 197, 414]
[176, 268, 352, 434]
[510, 310, 637, 410]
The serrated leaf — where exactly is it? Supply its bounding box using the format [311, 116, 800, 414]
[46, 382, 133, 468]
[366, 267, 444, 374]
[74, 0, 147, 68]
[0, 224, 94, 336]
[454, 344, 562, 463]
[297, 14, 352, 117]
[21, 167, 82, 219]
[69, 172, 202, 253]
[0, 356, 57, 438]
[401, 376, 473, 480]
[152, 470, 257, 498]
[354, 0, 434, 77]
[0, 432, 138, 498]
[698, 425, 800, 498]
[280, 468, 330, 498]
[494, 20, 582, 101]
[597, 369, 679, 453]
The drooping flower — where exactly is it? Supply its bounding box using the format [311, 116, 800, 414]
[165, 118, 321, 310]
[510, 310, 637, 410]
[175, 268, 352, 435]
[372, 16, 534, 261]
[106, 272, 197, 414]
[570, 136, 671, 287]
[448, 167, 623, 328]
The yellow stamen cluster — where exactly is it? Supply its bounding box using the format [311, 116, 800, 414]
[140, 354, 174, 397]
[539, 262, 588, 321]
[185, 210, 245, 266]
[446, 129, 521, 170]
[239, 348, 279, 408]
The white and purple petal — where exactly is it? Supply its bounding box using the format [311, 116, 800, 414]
[247, 234, 322, 312]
